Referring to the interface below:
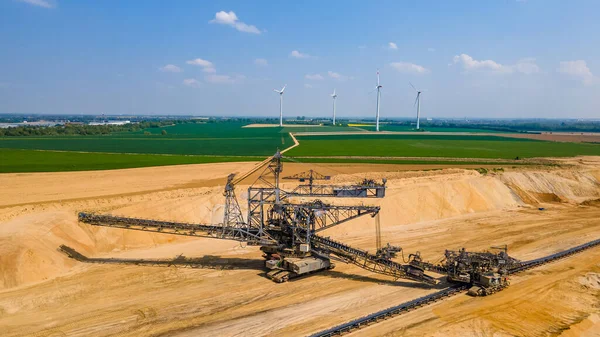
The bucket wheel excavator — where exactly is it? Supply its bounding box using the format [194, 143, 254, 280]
[77, 150, 438, 285]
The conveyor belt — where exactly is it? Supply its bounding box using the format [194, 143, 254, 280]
[78, 212, 267, 244]
[311, 235, 438, 285]
[308, 285, 467, 337]
[509, 237, 600, 274]
[309, 236, 600, 337]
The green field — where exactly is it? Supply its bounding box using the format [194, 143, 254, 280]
[286, 134, 600, 159]
[280, 125, 361, 133]
[0, 123, 292, 156]
[0, 148, 526, 173]
[0, 123, 367, 156]
[0, 149, 261, 173]
[2, 122, 600, 173]
[355, 124, 508, 133]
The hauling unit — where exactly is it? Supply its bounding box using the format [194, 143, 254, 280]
[442, 246, 522, 296]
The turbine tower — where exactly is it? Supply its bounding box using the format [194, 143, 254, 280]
[410, 82, 422, 130]
[375, 70, 383, 132]
[273, 84, 286, 127]
[331, 89, 337, 125]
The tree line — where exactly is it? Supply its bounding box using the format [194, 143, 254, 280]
[0, 121, 177, 137]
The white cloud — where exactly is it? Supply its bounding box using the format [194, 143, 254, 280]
[388, 42, 398, 50]
[254, 58, 268, 66]
[186, 58, 213, 68]
[452, 53, 540, 74]
[187, 58, 216, 73]
[304, 84, 313, 88]
[514, 58, 540, 75]
[327, 71, 341, 79]
[452, 54, 507, 72]
[305, 73, 324, 80]
[390, 62, 430, 74]
[205, 74, 245, 84]
[17, 0, 54, 8]
[558, 60, 595, 85]
[159, 64, 182, 73]
[209, 11, 261, 34]
[183, 79, 201, 88]
[304, 72, 351, 81]
[327, 71, 353, 81]
[290, 50, 312, 59]
[428, 47, 436, 52]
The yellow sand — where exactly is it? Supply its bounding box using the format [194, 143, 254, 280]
[0, 161, 599, 336]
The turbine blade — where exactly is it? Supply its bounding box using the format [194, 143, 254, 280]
[413, 95, 419, 107]
[281, 84, 287, 92]
[409, 82, 416, 91]
[274, 89, 280, 93]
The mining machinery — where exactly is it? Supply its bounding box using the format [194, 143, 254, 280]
[78, 150, 437, 285]
[283, 169, 331, 184]
[404, 245, 523, 296]
[284, 168, 386, 198]
[74, 149, 530, 293]
[441, 245, 522, 296]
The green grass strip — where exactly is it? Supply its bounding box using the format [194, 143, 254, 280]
[0, 149, 262, 173]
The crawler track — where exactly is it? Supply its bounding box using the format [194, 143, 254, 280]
[309, 237, 600, 337]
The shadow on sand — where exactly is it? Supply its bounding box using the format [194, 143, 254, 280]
[58, 244, 444, 288]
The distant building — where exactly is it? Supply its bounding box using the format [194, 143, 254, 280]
[88, 120, 131, 126]
[0, 121, 62, 128]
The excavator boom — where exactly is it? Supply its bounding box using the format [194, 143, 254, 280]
[78, 213, 270, 245]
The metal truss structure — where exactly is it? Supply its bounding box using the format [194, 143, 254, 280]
[78, 150, 437, 285]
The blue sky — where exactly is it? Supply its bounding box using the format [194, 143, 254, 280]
[1, 0, 599, 119]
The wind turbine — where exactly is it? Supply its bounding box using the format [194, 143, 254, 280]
[273, 84, 286, 127]
[331, 89, 337, 125]
[410, 82, 422, 130]
[374, 70, 383, 132]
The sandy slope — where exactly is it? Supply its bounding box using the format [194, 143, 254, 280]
[0, 161, 599, 336]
